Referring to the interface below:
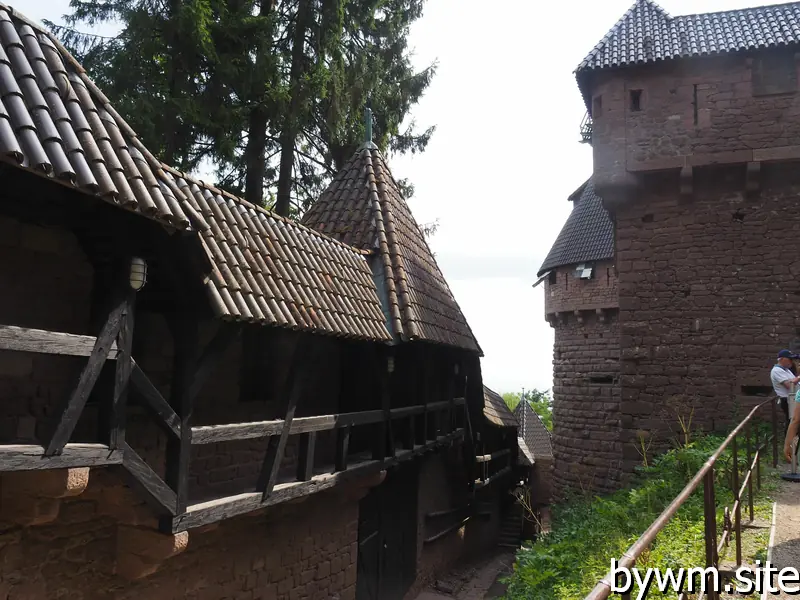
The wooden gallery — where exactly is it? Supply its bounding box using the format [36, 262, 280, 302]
[0, 5, 527, 600]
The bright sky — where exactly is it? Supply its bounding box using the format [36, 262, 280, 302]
[24, 0, 767, 395]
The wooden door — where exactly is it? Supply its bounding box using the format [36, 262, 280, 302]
[356, 464, 419, 600]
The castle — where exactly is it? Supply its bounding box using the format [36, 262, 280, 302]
[541, 0, 800, 495]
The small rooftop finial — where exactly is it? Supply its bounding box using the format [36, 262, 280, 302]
[364, 97, 373, 145]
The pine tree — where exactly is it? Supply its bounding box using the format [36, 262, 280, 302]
[50, 0, 434, 215]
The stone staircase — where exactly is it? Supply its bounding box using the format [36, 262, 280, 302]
[497, 502, 524, 549]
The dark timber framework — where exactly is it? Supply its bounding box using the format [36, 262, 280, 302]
[0, 312, 469, 533]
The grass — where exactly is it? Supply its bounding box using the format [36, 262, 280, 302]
[504, 428, 780, 600]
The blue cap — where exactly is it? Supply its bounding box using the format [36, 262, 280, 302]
[778, 349, 795, 359]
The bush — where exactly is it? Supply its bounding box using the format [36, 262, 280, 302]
[505, 432, 769, 599]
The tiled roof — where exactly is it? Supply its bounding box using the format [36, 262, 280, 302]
[301, 144, 481, 353]
[0, 4, 200, 229]
[482, 385, 518, 429]
[0, 3, 391, 343]
[537, 178, 614, 276]
[578, 0, 800, 74]
[514, 401, 553, 463]
[165, 167, 393, 342]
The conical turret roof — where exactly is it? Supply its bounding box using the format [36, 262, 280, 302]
[302, 145, 481, 353]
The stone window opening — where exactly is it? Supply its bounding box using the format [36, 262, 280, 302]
[752, 51, 797, 96]
[589, 375, 615, 384]
[740, 385, 773, 397]
[629, 89, 643, 112]
[548, 271, 557, 285]
[692, 84, 699, 126]
[574, 263, 594, 280]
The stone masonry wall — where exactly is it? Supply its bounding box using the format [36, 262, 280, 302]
[551, 311, 621, 496]
[544, 260, 618, 316]
[614, 164, 800, 474]
[590, 51, 800, 196]
[0, 467, 359, 600]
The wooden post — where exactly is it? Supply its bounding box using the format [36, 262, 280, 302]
[258, 336, 307, 500]
[108, 290, 135, 450]
[165, 317, 199, 516]
[45, 285, 127, 456]
[296, 432, 316, 482]
[335, 426, 350, 471]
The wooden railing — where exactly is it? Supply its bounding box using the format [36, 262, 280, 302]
[0, 322, 469, 533]
[584, 399, 779, 600]
[474, 447, 513, 490]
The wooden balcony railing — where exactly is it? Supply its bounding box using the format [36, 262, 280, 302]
[0, 321, 469, 533]
[474, 447, 513, 490]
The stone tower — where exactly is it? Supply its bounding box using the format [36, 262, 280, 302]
[556, 0, 800, 489]
[537, 178, 621, 495]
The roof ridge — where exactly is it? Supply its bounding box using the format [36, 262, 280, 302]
[666, 0, 800, 20]
[575, 0, 671, 73]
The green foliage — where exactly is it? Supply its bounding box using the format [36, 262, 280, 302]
[49, 0, 435, 213]
[504, 430, 776, 599]
[503, 388, 553, 431]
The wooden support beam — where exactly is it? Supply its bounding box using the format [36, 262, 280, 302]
[257, 337, 306, 500]
[107, 291, 135, 450]
[45, 297, 127, 456]
[121, 443, 177, 517]
[0, 325, 119, 358]
[0, 443, 122, 471]
[475, 448, 512, 463]
[190, 400, 465, 444]
[165, 319, 198, 515]
[170, 428, 465, 533]
[335, 426, 350, 472]
[296, 432, 316, 482]
[130, 361, 181, 439]
[474, 465, 513, 490]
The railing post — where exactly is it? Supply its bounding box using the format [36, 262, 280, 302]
[732, 435, 742, 566]
[746, 422, 754, 522]
[703, 468, 719, 600]
[756, 428, 762, 491]
[772, 398, 779, 468]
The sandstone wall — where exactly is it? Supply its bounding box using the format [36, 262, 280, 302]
[0, 468, 359, 600]
[550, 311, 621, 495]
[589, 50, 800, 196]
[544, 260, 618, 316]
[613, 165, 800, 472]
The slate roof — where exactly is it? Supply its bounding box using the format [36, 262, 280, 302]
[164, 167, 393, 341]
[514, 400, 553, 464]
[0, 4, 199, 229]
[577, 0, 800, 102]
[301, 144, 481, 353]
[537, 178, 614, 276]
[482, 385, 518, 428]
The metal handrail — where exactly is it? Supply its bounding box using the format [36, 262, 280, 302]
[584, 398, 778, 600]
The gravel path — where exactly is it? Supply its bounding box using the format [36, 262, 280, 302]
[765, 466, 800, 599]
[413, 551, 515, 600]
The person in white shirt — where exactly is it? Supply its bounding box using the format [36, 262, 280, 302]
[771, 349, 800, 434]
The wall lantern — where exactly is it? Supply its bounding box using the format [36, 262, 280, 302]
[129, 257, 148, 291]
[387, 356, 395, 374]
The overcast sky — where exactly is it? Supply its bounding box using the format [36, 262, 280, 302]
[24, 0, 767, 395]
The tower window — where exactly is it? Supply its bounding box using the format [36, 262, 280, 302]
[630, 89, 643, 111]
[548, 271, 557, 285]
[574, 263, 594, 280]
